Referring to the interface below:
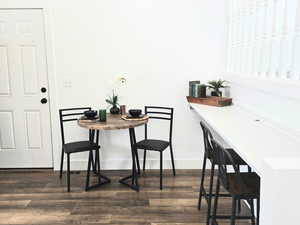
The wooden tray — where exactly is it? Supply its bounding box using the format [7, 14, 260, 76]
[186, 96, 232, 107]
[121, 115, 149, 121]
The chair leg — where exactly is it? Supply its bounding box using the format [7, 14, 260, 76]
[67, 153, 70, 192]
[91, 151, 96, 173]
[135, 148, 141, 175]
[238, 200, 242, 214]
[231, 196, 237, 225]
[237, 166, 242, 213]
[206, 163, 215, 225]
[257, 197, 260, 225]
[94, 130, 100, 172]
[130, 129, 140, 175]
[85, 150, 92, 191]
[96, 149, 101, 183]
[169, 144, 176, 176]
[249, 199, 256, 225]
[212, 178, 220, 225]
[160, 151, 163, 190]
[198, 154, 207, 210]
[248, 165, 252, 172]
[143, 150, 147, 171]
[59, 148, 64, 179]
[90, 130, 97, 173]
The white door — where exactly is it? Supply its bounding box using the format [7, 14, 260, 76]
[0, 9, 53, 168]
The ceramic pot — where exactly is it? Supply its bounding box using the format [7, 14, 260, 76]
[110, 106, 120, 114]
[211, 91, 222, 97]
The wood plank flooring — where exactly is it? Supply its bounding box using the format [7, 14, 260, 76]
[0, 169, 251, 225]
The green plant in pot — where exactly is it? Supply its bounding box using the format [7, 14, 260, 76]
[207, 79, 228, 97]
[106, 91, 120, 114]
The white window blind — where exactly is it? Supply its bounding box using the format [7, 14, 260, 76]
[227, 0, 300, 80]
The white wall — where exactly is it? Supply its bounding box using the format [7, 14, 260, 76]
[0, 0, 225, 170]
[45, 0, 226, 170]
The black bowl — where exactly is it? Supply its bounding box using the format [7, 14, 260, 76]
[84, 110, 97, 119]
[129, 109, 142, 118]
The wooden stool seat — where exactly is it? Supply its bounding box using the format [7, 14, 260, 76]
[211, 139, 260, 225]
[226, 172, 260, 197]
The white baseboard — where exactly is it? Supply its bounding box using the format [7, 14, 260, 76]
[57, 159, 202, 171]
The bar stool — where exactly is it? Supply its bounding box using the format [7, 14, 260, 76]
[211, 139, 260, 225]
[198, 121, 251, 225]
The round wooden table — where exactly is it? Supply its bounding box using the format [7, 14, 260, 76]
[78, 114, 148, 191]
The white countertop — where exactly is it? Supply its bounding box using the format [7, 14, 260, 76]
[190, 103, 300, 175]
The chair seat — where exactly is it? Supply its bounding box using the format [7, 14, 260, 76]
[135, 139, 170, 151]
[227, 172, 260, 198]
[63, 141, 99, 154]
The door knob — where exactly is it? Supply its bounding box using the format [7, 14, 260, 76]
[41, 87, 47, 93]
[41, 98, 47, 104]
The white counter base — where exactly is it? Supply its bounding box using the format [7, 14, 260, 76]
[190, 103, 300, 225]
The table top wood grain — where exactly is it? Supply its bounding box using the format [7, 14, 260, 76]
[78, 114, 148, 130]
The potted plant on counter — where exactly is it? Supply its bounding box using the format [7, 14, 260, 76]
[207, 79, 228, 97]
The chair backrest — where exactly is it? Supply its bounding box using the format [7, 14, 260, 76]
[144, 106, 174, 142]
[211, 139, 246, 191]
[59, 107, 91, 145]
[200, 121, 214, 159]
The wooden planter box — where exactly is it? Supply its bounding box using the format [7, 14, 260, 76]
[186, 96, 232, 107]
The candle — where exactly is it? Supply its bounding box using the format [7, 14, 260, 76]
[99, 109, 107, 122]
[120, 105, 126, 115]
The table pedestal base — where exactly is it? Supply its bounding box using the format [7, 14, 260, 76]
[85, 148, 111, 191]
[86, 174, 111, 191]
[119, 174, 139, 191]
[85, 127, 141, 192]
[119, 128, 140, 192]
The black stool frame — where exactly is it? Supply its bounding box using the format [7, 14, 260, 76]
[198, 121, 251, 225]
[211, 139, 260, 225]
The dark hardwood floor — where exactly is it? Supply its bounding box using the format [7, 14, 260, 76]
[0, 169, 251, 225]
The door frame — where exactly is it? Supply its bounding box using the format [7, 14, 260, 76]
[0, 1, 60, 169]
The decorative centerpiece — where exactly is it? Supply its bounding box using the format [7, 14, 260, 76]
[186, 79, 232, 107]
[106, 91, 120, 114]
[105, 76, 127, 115]
[207, 79, 228, 97]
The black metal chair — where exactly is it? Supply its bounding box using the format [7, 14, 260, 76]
[59, 107, 100, 192]
[198, 121, 251, 225]
[211, 139, 260, 225]
[135, 106, 175, 189]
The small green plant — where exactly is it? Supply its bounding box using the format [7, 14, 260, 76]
[207, 79, 228, 97]
[105, 91, 119, 108]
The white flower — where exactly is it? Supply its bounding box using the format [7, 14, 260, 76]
[116, 76, 127, 85]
